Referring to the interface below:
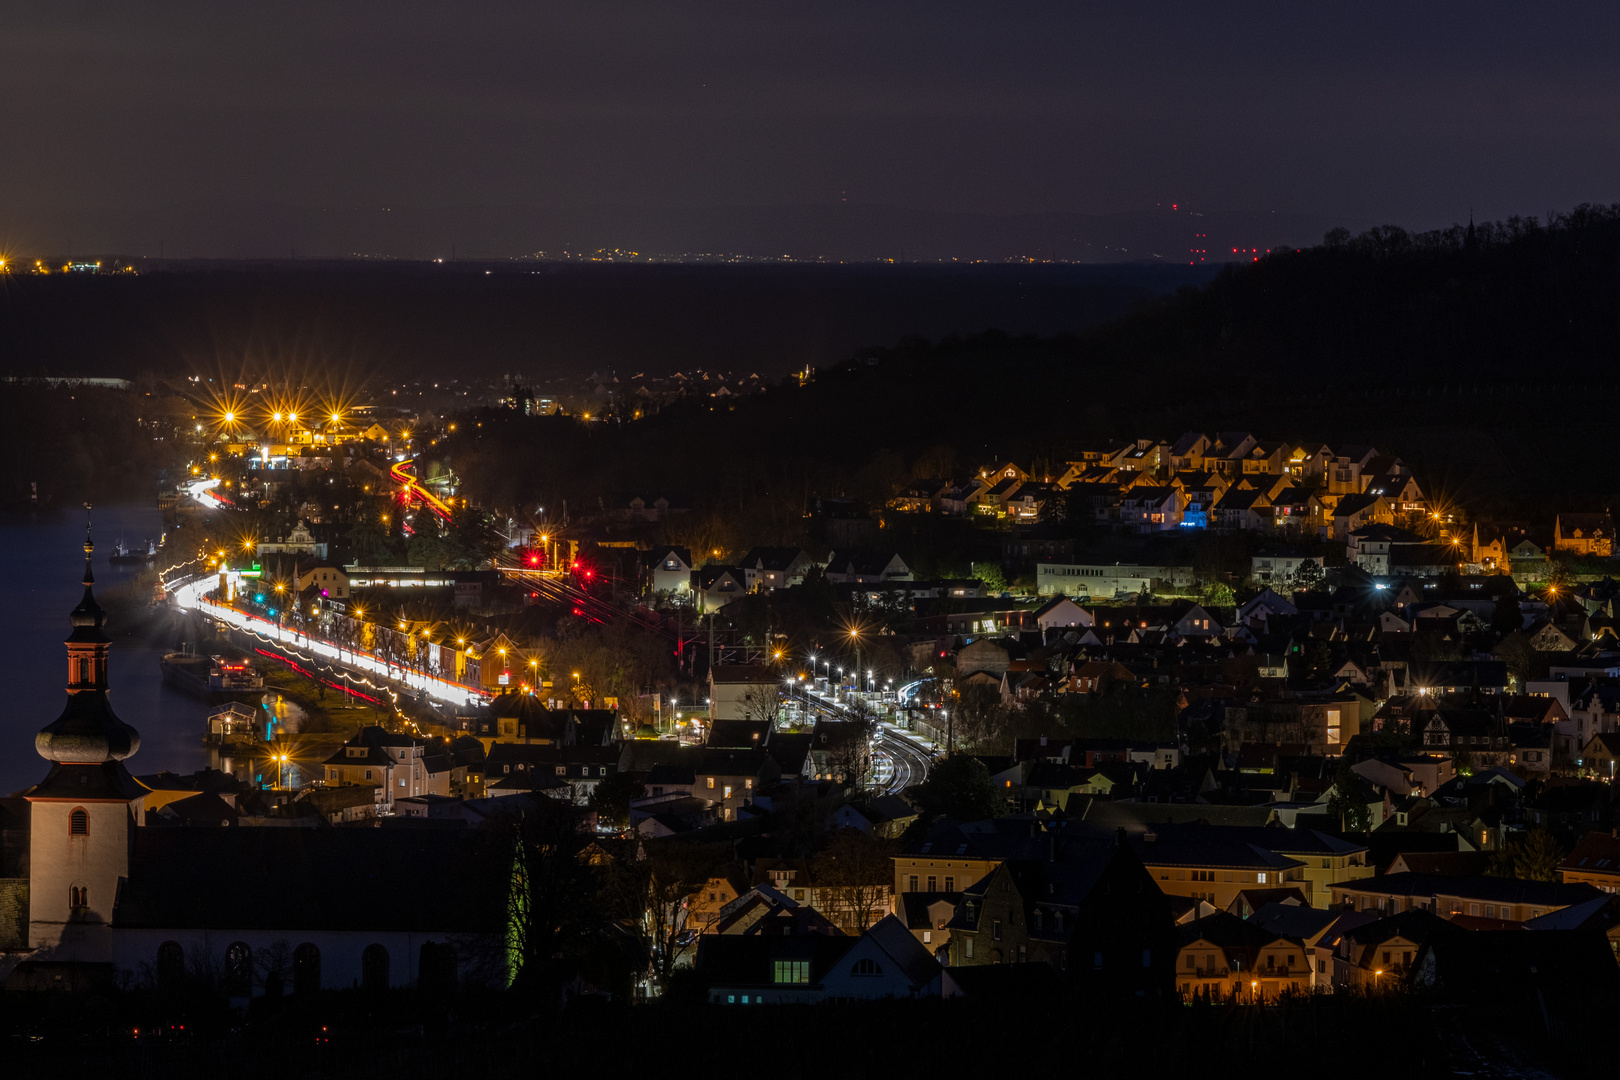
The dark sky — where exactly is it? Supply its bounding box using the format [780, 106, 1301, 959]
[4, 3, 1617, 257]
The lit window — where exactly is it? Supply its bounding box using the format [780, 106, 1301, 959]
[773, 960, 810, 984]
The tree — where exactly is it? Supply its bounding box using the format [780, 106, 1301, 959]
[811, 830, 899, 934]
[912, 755, 1006, 823]
[1299, 639, 1333, 680]
[971, 561, 1008, 594]
[1491, 594, 1524, 637]
[1325, 764, 1373, 832]
[1200, 581, 1236, 608]
[444, 503, 507, 569]
[739, 683, 784, 727]
[1486, 828, 1564, 882]
[822, 704, 879, 788]
[406, 530, 450, 570]
[1290, 559, 1325, 592]
[503, 802, 602, 1001]
[629, 841, 730, 985]
[589, 772, 646, 831]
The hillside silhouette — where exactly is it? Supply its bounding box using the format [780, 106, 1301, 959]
[446, 204, 1620, 519]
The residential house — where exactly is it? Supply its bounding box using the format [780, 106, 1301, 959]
[1213, 487, 1272, 532]
[1322, 908, 1460, 991]
[648, 547, 694, 597]
[1208, 432, 1259, 477]
[1250, 548, 1323, 585]
[1328, 873, 1606, 923]
[1346, 524, 1430, 575]
[945, 833, 1176, 999]
[824, 550, 913, 584]
[1129, 832, 1307, 910]
[295, 560, 350, 601]
[708, 665, 781, 722]
[1168, 432, 1211, 474]
[1033, 596, 1092, 634]
[696, 749, 781, 820]
[1269, 488, 1327, 534]
[699, 915, 941, 1005]
[738, 548, 818, 591]
[1175, 911, 1311, 1002]
[1559, 830, 1620, 894]
[1119, 487, 1183, 532]
[1326, 445, 1380, 495]
[319, 725, 449, 813]
[1332, 495, 1396, 541]
[692, 565, 747, 612]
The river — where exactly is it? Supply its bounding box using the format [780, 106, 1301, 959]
[0, 504, 208, 796]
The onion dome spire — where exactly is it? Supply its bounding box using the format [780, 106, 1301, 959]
[69, 507, 107, 640]
[36, 513, 140, 764]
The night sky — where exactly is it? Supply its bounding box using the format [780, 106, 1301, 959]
[4, 3, 1616, 258]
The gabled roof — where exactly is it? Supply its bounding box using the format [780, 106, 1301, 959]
[1331, 872, 1605, 908]
[1334, 493, 1388, 518]
[861, 914, 944, 988]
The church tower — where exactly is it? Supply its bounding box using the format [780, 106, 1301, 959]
[22, 527, 146, 964]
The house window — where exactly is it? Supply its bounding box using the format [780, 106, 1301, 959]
[851, 958, 882, 977]
[555, 766, 566, 776]
[707, 778, 715, 789]
[1143, 948, 1153, 968]
[927, 876, 937, 892]
[923, 931, 932, 944]
[69, 808, 88, 836]
[69, 885, 87, 908]
[1094, 951, 1104, 970]
[992, 920, 1002, 941]
[908, 875, 919, 892]
[965, 938, 974, 959]
[945, 876, 955, 892]
[365, 770, 373, 780]
[773, 960, 810, 984]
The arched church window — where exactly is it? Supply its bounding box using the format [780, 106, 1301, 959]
[293, 942, 322, 995]
[225, 942, 253, 996]
[157, 940, 185, 987]
[362, 944, 390, 991]
[69, 884, 87, 908]
[69, 808, 89, 836]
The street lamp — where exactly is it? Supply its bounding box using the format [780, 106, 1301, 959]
[849, 628, 862, 693]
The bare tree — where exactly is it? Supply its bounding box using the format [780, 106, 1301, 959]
[812, 830, 898, 933]
[739, 683, 784, 727]
[822, 704, 880, 789]
[607, 840, 730, 985]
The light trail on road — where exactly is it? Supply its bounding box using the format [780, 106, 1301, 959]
[166, 572, 484, 708]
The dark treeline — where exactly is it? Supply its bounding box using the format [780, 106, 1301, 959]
[0, 262, 1205, 381]
[444, 204, 1620, 520]
[3, 384, 168, 508]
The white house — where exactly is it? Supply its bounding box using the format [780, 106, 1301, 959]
[649, 547, 693, 597]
